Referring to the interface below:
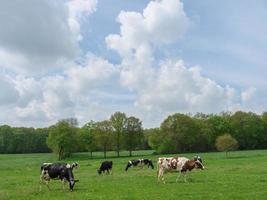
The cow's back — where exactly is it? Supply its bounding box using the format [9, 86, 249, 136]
[42, 163, 68, 179]
[176, 157, 189, 171]
[158, 157, 189, 171]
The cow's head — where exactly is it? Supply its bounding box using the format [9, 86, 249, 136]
[97, 169, 102, 174]
[66, 164, 79, 191]
[69, 179, 79, 191]
[125, 161, 132, 171]
[71, 162, 79, 169]
[194, 160, 204, 170]
[193, 155, 203, 164]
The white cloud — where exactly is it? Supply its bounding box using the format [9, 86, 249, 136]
[13, 76, 42, 107]
[241, 87, 256, 103]
[66, 54, 118, 94]
[143, 0, 190, 44]
[2, 54, 120, 127]
[106, 0, 190, 70]
[0, 0, 263, 128]
[67, 0, 98, 40]
[105, 0, 247, 124]
[15, 100, 49, 122]
[106, 0, 191, 92]
[0, 0, 97, 75]
[0, 74, 19, 105]
[134, 60, 238, 113]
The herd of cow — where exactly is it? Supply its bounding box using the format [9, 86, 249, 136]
[39, 155, 205, 191]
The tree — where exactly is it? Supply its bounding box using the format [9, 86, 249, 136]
[230, 111, 265, 149]
[59, 118, 79, 127]
[215, 134, 238, 157]
[47, 121, 78, 160]
[158, 113, 199, 153]
[33, 128, 50, 153]
[94, 120, 113, 158]
[80, 121, 97, 158]
[261, 112, 267, 148]
[110, 112, 127, 157]
[193, 117, 213, 152]
[124, 116, 142, 156]
[206, 113, 232, 149]
[146, 128, 161, 151]
[0, 125, 14, 153]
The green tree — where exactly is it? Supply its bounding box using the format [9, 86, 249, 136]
[124, 116, 142, 157]
[206, 113, 232, 149]
[158, 113, 199, 153]
[33, 128, 50, 153]
[230, 111, 265, 149]
[215, 134, 239, 157]
[95, 120, 113, 158]
[47, 121, 78, 160]
[261, 112, 267, 148]
[80, 121, 97, 158]
[0, 125, 14, 153]
[193, 117, 213, 152]
[146, 128, 161, 151]
[110, 112, 127, 157]
[59, 118, 79, 127]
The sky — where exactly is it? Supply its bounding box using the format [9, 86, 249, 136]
[0, 0, 266, 128]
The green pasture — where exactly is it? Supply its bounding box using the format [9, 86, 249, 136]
[1, 150, 267, 200]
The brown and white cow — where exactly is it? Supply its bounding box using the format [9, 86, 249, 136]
[157, 156, 204, 183]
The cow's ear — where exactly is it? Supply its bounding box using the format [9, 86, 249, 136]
[75, 180, 79, 182]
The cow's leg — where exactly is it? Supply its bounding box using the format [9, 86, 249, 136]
[62, 179, 67, 190]
[39, 175, 43, 192]
[40, 180, 50, 191]
[176, 172, 182, 182]
[157, 168, 165, 184]
[157, 168, 161, 182]
[161, 171, 166, 184]
[39, 174, 51, 191]
[183, 172, 187, 182]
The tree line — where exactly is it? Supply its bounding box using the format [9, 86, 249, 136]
[0, 111, 267, 159]
[147, 111, 267, 154]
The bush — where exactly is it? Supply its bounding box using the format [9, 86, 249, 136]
[215, 133, 239, 157]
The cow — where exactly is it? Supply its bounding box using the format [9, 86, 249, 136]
[71, 162, 79, 169]
[39, 162, 79, 191]
[125, 159, 154, 171]
[157, 156, 204, 183]
[98, 161, 113, 174]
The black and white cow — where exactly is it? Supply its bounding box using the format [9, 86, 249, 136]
[98, 161, 113, 174]
[125, 159, 154, 171]
[40, 162, 79, 191]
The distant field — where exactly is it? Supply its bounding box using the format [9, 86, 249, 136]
[1, 150, 267, 200]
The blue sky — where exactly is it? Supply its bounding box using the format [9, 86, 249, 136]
[0, 0, 266, 128]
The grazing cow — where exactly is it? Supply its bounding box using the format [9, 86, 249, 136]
[40, 162, 79, 191]
[71, 162, 79, 169]
[157, 156, 204, 183]
[193, 155, 203, 164]
[98, 161, 113, 174]
[125, 159, 154, 171]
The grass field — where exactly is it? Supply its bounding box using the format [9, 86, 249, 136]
[1, 150, 267, 200]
